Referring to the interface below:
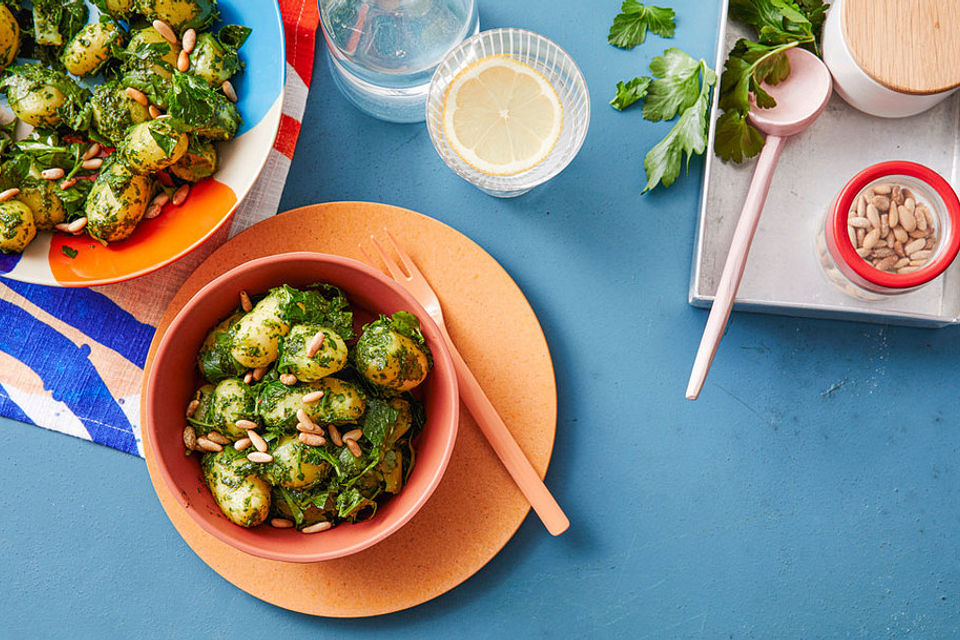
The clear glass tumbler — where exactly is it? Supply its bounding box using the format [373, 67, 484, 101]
[319, 0, 479, 123]
[426, 28, 590, 197]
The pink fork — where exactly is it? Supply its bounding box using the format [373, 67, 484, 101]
[362, 230, 569, 536]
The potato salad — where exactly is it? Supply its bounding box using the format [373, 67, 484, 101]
[0, 0, 248, 253]
[184, 284, 433, 533]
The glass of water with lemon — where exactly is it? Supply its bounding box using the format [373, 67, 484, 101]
[426, 28, 590, 197]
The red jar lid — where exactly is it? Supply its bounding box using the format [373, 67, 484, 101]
[832, 161, 960, 289]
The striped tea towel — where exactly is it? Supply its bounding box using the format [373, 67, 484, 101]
[0, 0, 321, 457]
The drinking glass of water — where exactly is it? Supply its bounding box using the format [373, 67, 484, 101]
[319, 0, 479, 123]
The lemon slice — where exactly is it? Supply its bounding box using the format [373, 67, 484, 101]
[441, 55, 563, 176]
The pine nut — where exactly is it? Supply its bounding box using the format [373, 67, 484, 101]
[42, 168, 65, 180]
[848, 217, 871, 229]
[346, 438, 362, 457]
[252, 366, 268, 381]
[306, 331, 326, 358]
[301, 521, 332, 534]
[871, 195, 890, 212]
[172, 184, 190, 206]
[185, 399, 199, 418]
[898, 266, 920, 273]
[894, 257, 910, 269]
[151, 193, 170, 208]
[847, 182, 940, 273]
[296, 421, 324, 435]
[904, 238, 926, 255]
[60, 178, 77, 190]
[82, 158, 103, 171]
[206, 431, 230, 445]
[239, 290, 253, 312]
[862, 229, 880, 250]
[196, 437, 222, 452]
[865, 204, 880, 229]
[270, 518, 294, 529]
[149, 105, 162, 120]
[125, 87, 148, 106]
[152, 19, 177, 44]
[235, 419, 258, 431]
[280, 373, 297, 386]
[183, 425, 197, 450]
[0, 188, 19, 202]
[82, 143, 100, 161]
[328, 424, 343, 447]
[177, 49, 190, 72]
[873, 183, 892, 195]
[234, 437, 251, 451]
[855, 196, 866, 217]
[247, 452, 273, 463]
[247, 429, 268, 453]
[243, 371, 254, 384]
[144, 204, 163, 219]
[66, 217, 87, 233]
[182, 28, 197, 54]
[55, 223, 71, 233]
[298, 432, 326, 446]
[222, 80, 238, 103]
[296, 409, 316, 430]
[301, 390, 324, 404]
[342, 428, 362, 442]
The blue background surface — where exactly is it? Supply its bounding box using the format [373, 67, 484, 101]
[4, 1, 960, 637]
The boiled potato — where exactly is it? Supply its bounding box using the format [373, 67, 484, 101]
[94, 0, 135, 18]
[92, 82, 152, 147]
[230, 290, 289, 368]
[61, 22, 124, 77]
[126, 26, 181, 74]
[202, 449, 270, 528]
[355, 321, 431, 391]
[189, 32, 241, 87]
[121, 27, 181, 108]
[196, 311, 246, 383]
[120, 119, 189, 174]
[134, 0, 218, 31]
[169, 136, 218, 182]
[278, 324, 348, 382]
[0, 200, 36, 254]
[196, 98, 241, 141]
[3, 71, 66, 127]
[267, 435, 329, 488]
[0, 6, 20, 72]
[85, 161, 153, 244]
[16, 181, 65, 231]
[257, 378, 365, 430]
[379, 449, 403, 494]
[209, 377, 257, 440]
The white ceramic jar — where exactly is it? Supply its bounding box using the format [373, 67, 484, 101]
[822, 0, 958, 118]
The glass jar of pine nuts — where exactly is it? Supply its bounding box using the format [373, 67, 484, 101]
[817, 161, 960, 300]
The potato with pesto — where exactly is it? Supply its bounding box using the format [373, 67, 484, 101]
[0, 5, 20, 72]
[0, 65, 88, 128]
[202, 448, 271, 528]
[16, 181, 66, 231]
[91, 82, 152, 147]
[189, 32, 243, 87]
[266, 435, 330, 488]
[207, 377, 258, 439]
[169, 136, 218, 182]
[230, 288, 290, 368]
[61, 21, 124, 77]
[277, 324, 348, 382]
[0, 200, 36, 254]
[120, 26, 181, 108]
[93, 0, 136, 19]
[197, 311, 246, 383]
[355, 312, 432, 392]
[85, 160, 154, 244]
[257, 377, 365, 430]
[119, 119, 189, 174]
[135, 0, 219, 31]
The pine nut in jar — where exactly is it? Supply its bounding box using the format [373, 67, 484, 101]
[817, 161, 960, 299]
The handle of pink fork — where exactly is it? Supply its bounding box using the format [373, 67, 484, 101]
[686, 134, 787, 401]
[438, 323, 570, 535]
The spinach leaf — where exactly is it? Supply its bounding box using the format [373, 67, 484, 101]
[361, 397, 400, 449]
[336, 487, 377, 520]
[275, 284, 355, 341]
[217, 24, 252, 51]
[165, 71, 241, 139]
[31, 0, 87, 47]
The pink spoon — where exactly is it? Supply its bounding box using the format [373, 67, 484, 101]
[686, 47, 833, 400]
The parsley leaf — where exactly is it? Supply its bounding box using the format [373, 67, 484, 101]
[611, 76, 651, 111]
[608, 0, 676, 49]
[642, 48, 707, 121]
[61, 246, 77, 258]
[642, 59, 715, 193]
[714, 110, 765, 163]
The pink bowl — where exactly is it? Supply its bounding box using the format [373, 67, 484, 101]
[144, 252, 459, 563]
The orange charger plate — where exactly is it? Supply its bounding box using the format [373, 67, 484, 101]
[141, 202, 558, 617]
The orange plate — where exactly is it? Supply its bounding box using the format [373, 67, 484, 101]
[141, 202, 558, 617]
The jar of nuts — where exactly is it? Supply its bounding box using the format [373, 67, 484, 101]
[818, 161, 960, 299]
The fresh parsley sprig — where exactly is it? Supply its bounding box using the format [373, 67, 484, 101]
[714, 0, 828, 163]
[608, 0, 676, 49]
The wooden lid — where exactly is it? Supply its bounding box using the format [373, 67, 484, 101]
[843, 0, 960, 95]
